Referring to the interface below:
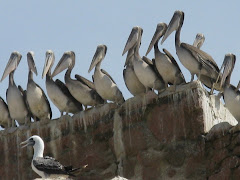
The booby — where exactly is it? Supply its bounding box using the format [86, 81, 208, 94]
[42, 50, 83, 115]
[193, 33, 222, 92]
[161, 11, 220, 88]
[26, 52, 52, 121]
[0, 97, 12, 128]
[122, 26, 165, 92]
[146, 22, 185, 90]
[20, 135, 86, 178]
[1, 52, 31, 126]
[88, 45, 125, 104]
[217, 53, 240, 121]
[51, 51, 104, 109]
[123, 47, 148, 96]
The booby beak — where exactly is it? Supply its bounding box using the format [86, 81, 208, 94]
[88, 45, 107, 73]
[1, 52, 22, 82]
[27, 52, 38, 76]
[20, 138, 35, 148]
[161, 11, 183, 44]
[146, 23, 167, 56]
[219, 53, 236, 88]
[42, 50, 54, 79]
[122, 27, 141, 56]
[193, 33, 205, 49]
[52, 51, 73, 77]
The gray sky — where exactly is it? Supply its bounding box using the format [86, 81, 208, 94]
[0, 1, 239, 120]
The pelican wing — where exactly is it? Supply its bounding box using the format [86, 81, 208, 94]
[100, 69, 116, 84]
[75, 74, 95, 89]
[142, 56, 153, 66]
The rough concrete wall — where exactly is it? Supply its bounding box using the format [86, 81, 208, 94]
[0, 81, 238, 180]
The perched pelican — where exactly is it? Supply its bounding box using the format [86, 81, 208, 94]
[20, 135, 87, 178]
[88, 45, 125, 104]
[0, 97, 12, 128]
[146, 23, 185, 90]
[122, 26, 165, 92]
[123, 47, 148, 96]
[161, 11, 220, 89]
[193, 33, 222, 92]
[52, 51, 104, 109]
[1, 52, 30, 126]
[42, 50, 83, 115]
[26, 52, 52, 121]
[217, 53, 240, 121]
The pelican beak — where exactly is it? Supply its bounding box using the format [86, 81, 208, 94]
[52, 52, 72, 77]
[42, 51, 54, 79]
[146, 23, 167, 56]
[88, 45, 107, 73]
[1, 52, 22, 82]
[220, 53, 236, 88]
[193, 33, 205, 49]
[124, 47, 135, 67]
[20, 138, 35, 148]
[161, 11, 183, 44]
[122, 27, 140, 56]
[27, 52, 38, 76]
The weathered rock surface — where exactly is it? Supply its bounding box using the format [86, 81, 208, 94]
[0, 81, 238, 180]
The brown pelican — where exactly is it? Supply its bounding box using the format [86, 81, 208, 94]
[42, 50, 83, 115]
[88, 45, 125, 104]
[217, 53, 240, 121]
[123, 47, 148, 96]
[51, 51, 104, 109]
[161, 11, 220, 88]
[1, 52, 31, 126]
[0, 97, 12, 128]
[146, 23, 185, 90]
[122, 26, 165, 92]
[193, 33, 222, 92]
[26, 52, 52, 121]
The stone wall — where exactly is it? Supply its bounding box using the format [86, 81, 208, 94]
[0, 81, 238, 180]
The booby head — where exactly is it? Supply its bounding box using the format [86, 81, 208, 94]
[51, 51, 75, 77]
[42, 50, 55, 78]
[122, 26, 143, 56]
[146, 23, 167, 55]
[20, 135, 44, 158]
[219, 53, 236, 88]
[161, 10, 184, 44]
[88, 45, 107, 73]
[1, 51, 22, 82]
[193, 33, 205, 49]
[27, 51, 38, 75]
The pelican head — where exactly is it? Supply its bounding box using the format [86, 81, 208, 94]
[161, 10, 184, 44]
[1, 51, 22, 82]
[51, 51, 75, 77]
[146, 23, 167, 55]
[42, 50, 55, 78]
[219, 53, 236, 88]
[122, 26, 143, 56]
[27, 51, 38, 75]
[88, 45, 107, 73]
[193, 33, 205, 49]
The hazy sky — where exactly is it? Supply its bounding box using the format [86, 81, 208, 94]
[0, 1, 239, 120]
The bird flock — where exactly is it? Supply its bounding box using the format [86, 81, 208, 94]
[0, 10, 239, 130]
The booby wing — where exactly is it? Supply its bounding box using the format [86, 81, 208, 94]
[74, 74, 95, 89]
[100, 69, 116, 84]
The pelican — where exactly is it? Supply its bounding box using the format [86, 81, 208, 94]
[161, 11, 220, 90]
[123, 47, 148, 96]
[1, 52, 31, 126]
[216, 53, 240, 122]
[26, 52, 52, 121]
[0, 97, 12, 128]
[122, 26, 165, 92]
[51, 51, 104, 109]
[42, 50, 83, 115]
[193, 33, 222, 92]
[88, 45, 125, 104]
[146, 22, 185, 90]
